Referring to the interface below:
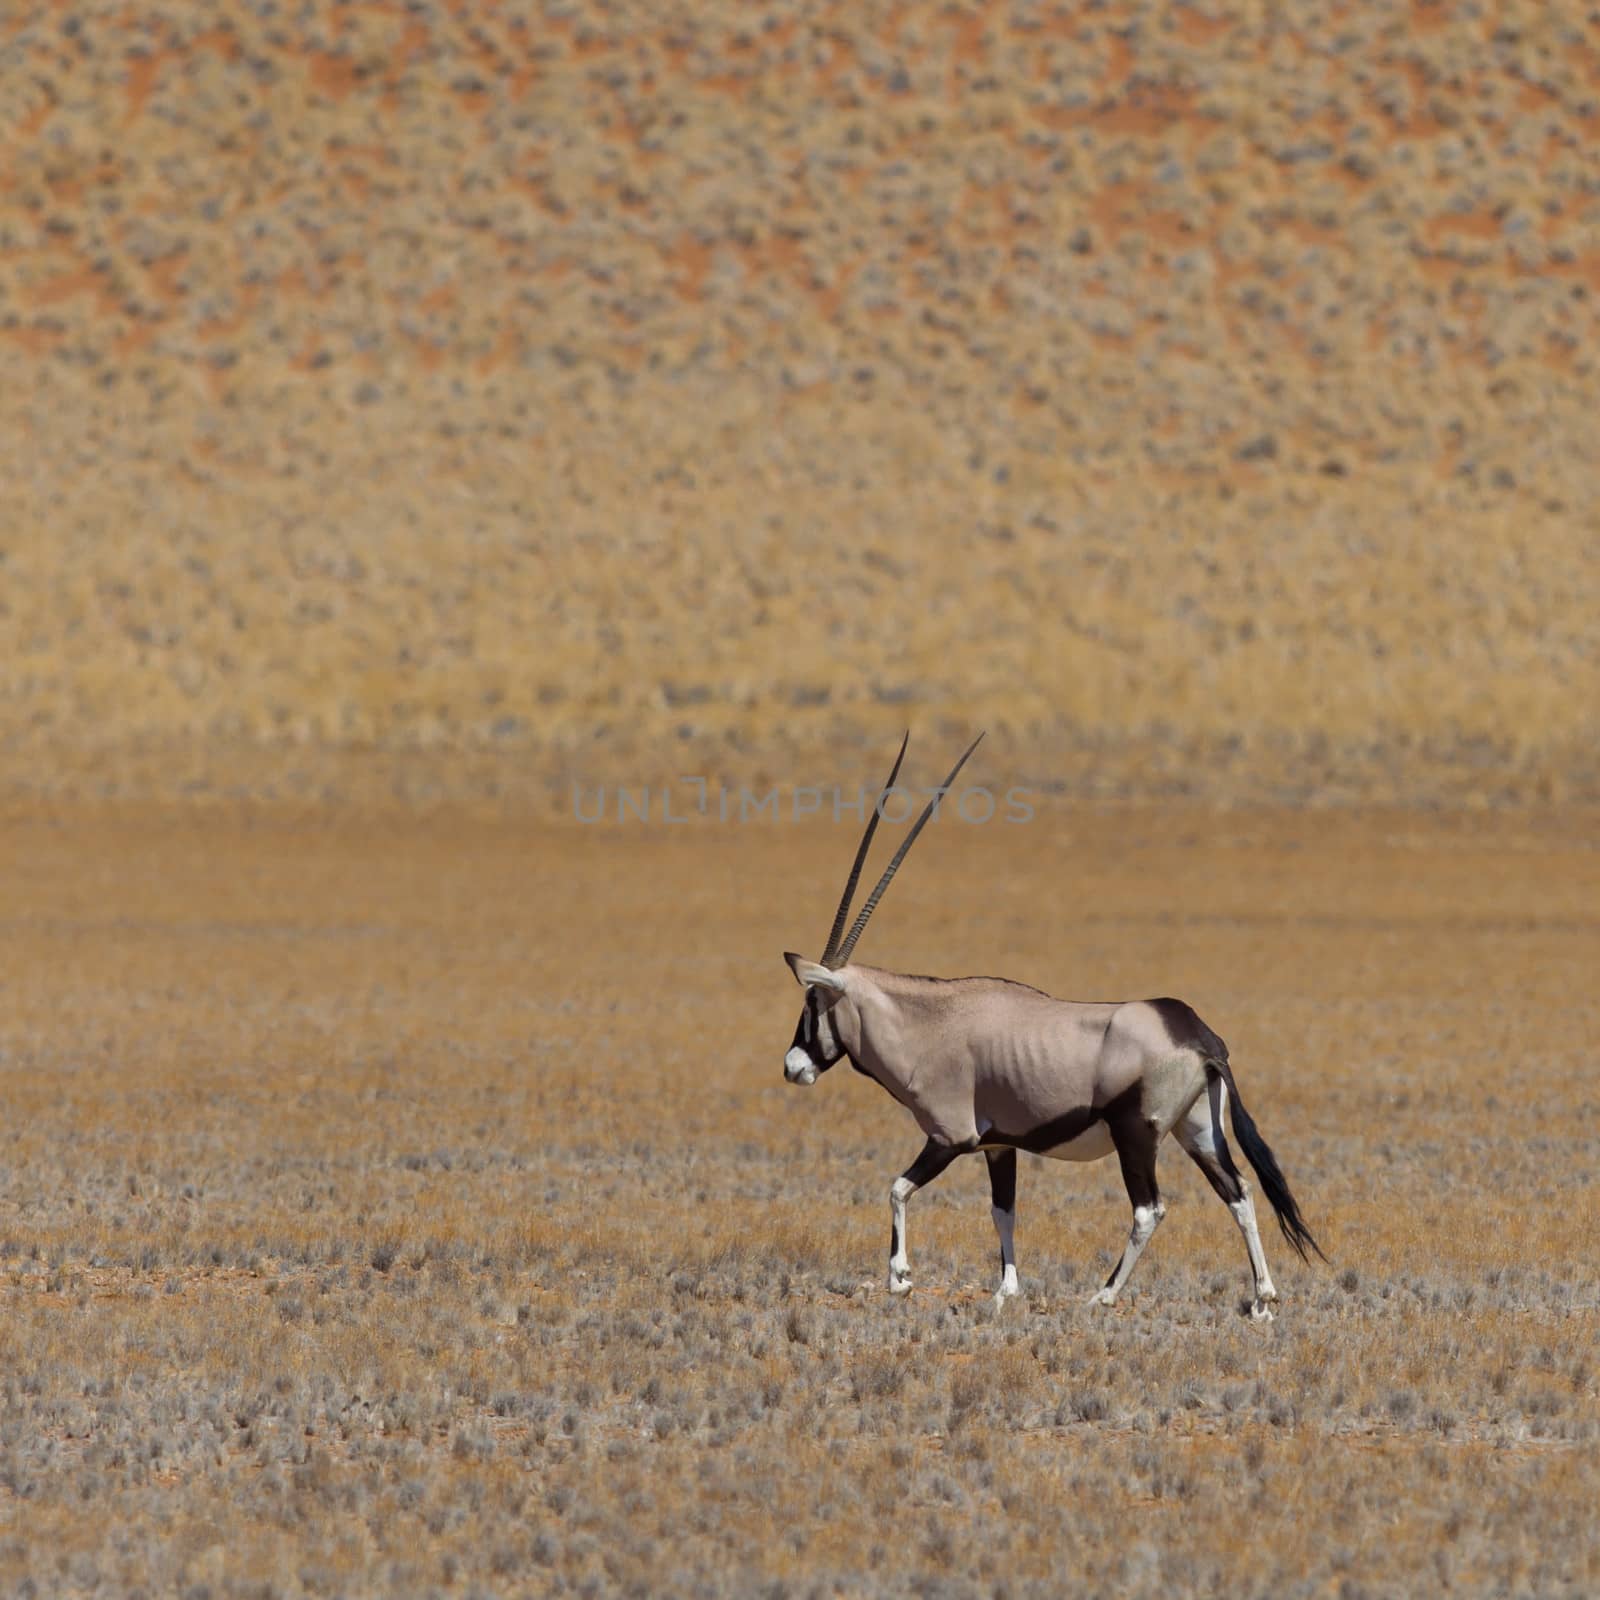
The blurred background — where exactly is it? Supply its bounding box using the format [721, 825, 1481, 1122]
[2, 0, 1596, 810]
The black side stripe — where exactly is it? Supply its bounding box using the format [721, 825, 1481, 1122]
[980, 1084, 1142, 1156]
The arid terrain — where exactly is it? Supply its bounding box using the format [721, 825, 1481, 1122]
[2, 2, 1598, 1594]
[1, 0, 1598, 806]
[1, 802, 1596, 1596]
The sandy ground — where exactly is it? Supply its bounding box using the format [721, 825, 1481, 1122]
[1, 800, 1596, 1596]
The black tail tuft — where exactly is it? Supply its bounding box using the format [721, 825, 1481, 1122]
[1212, 1060, 1326, 1265]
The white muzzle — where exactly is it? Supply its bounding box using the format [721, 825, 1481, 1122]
[784, 1047, 818, 1085]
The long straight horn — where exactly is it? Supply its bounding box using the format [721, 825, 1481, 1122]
[821, 731, 909, 965]
[833, 732, 985, 965]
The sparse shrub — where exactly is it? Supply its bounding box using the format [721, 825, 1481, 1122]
[1060, 1391, 1109, 1424]
[948, 1367, 985, 1420]
[923, 1523, 957, 1566]
[851, 1351, 905, 1401]
[451, 1426, 493, 1461]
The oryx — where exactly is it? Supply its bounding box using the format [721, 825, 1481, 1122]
[781, 734, 1324, 1321]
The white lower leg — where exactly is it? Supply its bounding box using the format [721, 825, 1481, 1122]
[1088, 1201, 1166, 1307]
[1229, 1189, 1278, 1318]
[991, 1203, 1018, 1303]
[888, 1177, 915, 1294]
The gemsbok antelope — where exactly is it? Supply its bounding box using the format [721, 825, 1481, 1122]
[781, 734, 1324, 1321]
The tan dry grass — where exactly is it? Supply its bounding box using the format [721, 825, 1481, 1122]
[1, 3, 1598, 805]
[0, 801, 1597, 1596]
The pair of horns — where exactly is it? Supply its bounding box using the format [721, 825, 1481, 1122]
[820, 731, 985, 969]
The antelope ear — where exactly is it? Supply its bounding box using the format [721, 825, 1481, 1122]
[784, 952, 845, 991]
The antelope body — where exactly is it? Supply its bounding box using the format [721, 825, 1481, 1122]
[781, 735, 1324, 1320]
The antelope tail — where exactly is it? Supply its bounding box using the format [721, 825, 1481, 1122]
[1208, 1055, 1327, 1265]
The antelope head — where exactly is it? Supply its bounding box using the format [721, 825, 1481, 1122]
[781, 731, 983, 1085]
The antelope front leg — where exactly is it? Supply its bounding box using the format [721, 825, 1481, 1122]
[985, 1148, 1019, 1307]
[887, 1137, 963, 1295]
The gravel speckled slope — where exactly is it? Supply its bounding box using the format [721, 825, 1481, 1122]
[2, 3, 1596, 804]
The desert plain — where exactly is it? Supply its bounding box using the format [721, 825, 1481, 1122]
[3, 0, 1600, 1595]
[1, 801, 1597, 1597]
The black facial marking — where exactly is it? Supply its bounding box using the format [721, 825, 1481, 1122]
[789, 988, 850, 1076]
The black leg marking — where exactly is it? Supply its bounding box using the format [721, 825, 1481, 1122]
[1108, 1108, 1159, 1215]
[985, 1148, 1017, 1214]
[1178, 1075, 1245, 1203]
[1091, 1108, 1165, 1301]
[1213, 1058, 1326, 1264]
[903, 1136, 963, 1189]
[1176, 1074, 1282, 1317]
[985, 1148, 1020, 1302]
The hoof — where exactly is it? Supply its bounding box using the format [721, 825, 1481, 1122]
[888, 1273, 913, 1297]
[992, 1286, 1019, 1311]
[1087, 1287, 1117, 1309]
[1249, 1299, 1276, 1323]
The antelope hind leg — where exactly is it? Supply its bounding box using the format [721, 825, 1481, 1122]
[1175, 1079, 1278, 1321]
